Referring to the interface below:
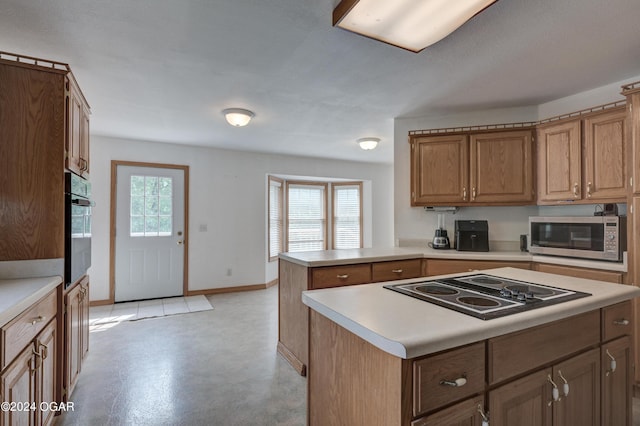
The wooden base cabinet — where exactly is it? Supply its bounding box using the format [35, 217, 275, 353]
[308, 304, 632, 426]
[0, 291, 58, 426]
[64, 276, 89, 400]
[278, 258, 423, 375]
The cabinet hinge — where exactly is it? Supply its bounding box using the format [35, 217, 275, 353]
[631, 204, 634, 214]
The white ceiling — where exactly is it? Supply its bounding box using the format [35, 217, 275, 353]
[1, 0, 640, 164]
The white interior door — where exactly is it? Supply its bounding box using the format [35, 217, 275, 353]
[115, 165, 185, 302]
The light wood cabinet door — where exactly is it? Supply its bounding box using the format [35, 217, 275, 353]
[537, 119, 582, 202]
[489, 368, 553, 426]
[65, 281, 82, 398]
[552, 348, 600, 426]
[0, 343, 37, 426]
[80, 280, 90, 362]
[36, 320, 57, 426]
[470, 130, 534, 203]
[626, 93, 640, 194]
[66, 77, 90, 177]
[583, 107, 627, 201]
[411, 135, 469, 205]
[602, 336, 632, 426]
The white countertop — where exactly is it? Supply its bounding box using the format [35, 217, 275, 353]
[280, 246, 627, 272]
[279, 247, 425, 267]
[302, 267, 640, 360]
[0, 276, 62, 328]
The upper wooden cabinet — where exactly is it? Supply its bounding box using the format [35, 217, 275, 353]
[0, 54, 90, 261]
[66, 76, 91, 178]
[537, 106, 627, 204]
[410, 134, 469, 205]
[410, 130, 534, 206]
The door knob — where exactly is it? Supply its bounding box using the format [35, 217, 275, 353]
[177, 240, 184, 245]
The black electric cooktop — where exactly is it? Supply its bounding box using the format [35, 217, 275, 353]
[383, 274, 590, 320]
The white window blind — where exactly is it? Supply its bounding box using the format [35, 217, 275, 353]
[287, 183, 326, 252]
[268, 177, 283, 259]
[333, 183, 362, 249]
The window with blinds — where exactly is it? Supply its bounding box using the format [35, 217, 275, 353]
[332, 182, 363, 249]
[286, 182, 327, 252]
[268, 177, 283, 260]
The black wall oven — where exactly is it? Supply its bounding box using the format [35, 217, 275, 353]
[65, 172, 93, 288]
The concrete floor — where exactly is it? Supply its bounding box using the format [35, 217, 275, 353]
[56, 284, 640, 425]
[56, 285, 306, 425]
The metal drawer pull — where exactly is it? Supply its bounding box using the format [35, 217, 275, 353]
[547, 375, 560, 405]
[462, 187, 467, 201]
[391, 269, 403, 273]
[573, 183, 579, 197]
[440, 375, 467, 387]
[337, 274, 349, 279]
[613, 319, 629, 326]
[606, 350, 617, 376]
[31, 315, 45, 325]
[586, 181, 592, 197]
[558, 370, 569, 397]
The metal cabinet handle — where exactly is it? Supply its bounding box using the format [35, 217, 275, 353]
[547, 374, 560, 405]
[31, 315, 45, 325]
[605, 350, 617, 376]
[573, 183, 579, 198]
[477, 404, 489, 426]
[586, 182, 592, 198]
[440, 375, 467, 387]
[462, 187, 467, 201]
[558, 370, 569, 397]
[337, 274, 349, 279]
[613, 319, 629, 326]
[472, 187, 476, 200]
[391, 269, 403, 274]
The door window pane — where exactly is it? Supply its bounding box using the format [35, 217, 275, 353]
[130, 175, 173, 237]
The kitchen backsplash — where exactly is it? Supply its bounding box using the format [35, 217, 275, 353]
[401, 204, 627, 252]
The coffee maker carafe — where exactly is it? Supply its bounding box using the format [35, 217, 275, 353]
[430, 213, 450, 249]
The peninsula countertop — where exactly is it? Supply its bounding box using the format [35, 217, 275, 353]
[301, 267, 640, 360]
[280, 246, 627, 272]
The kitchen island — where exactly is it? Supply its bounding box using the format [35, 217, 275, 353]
[302, 267, 640, 426]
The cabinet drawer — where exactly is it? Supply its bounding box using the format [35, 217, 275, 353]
[371, 259, 423, 282]
[535, 263, 623, 283]
[1, 289, 57, 370]
[413, 342, 485, 416]
[488, 310, 599, 385]
[412, 395, 484, 426]
[310, 264, 371, 289]
[602, 301, 632, 342]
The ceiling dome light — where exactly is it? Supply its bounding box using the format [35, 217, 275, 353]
[223, 108, 255, 127]
[357, 137, 380, 150]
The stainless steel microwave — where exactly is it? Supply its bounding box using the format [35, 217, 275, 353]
[529, 216, 626, 262]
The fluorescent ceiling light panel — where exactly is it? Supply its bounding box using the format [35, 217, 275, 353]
[333, 0, 497, 52]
